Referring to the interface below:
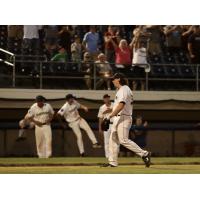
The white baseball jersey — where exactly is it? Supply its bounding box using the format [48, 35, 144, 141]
[27, 103, 54, 124]
[113, 85, 133, 116]
[58, 100, 81, 123]
[98, 102, 114, 121]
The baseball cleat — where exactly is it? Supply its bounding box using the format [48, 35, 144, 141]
[142, 152, 151, 168]
[16, 137, 27, 142]
[80, 153, 85, 157]
[100, 163, 117, 167]
[93, 143, 102, 148]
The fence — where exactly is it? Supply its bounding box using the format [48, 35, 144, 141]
[0, 50, 200, 90]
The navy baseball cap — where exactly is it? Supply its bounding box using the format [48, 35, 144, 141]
[103, 94, 110, 98]
[111, 73, 126, 80]
[36, 95, 46, 102]
[66, 94, 76, 100]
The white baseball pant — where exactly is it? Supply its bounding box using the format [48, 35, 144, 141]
[103, 125, 112, 158]
[35, 125, 52, 158]
[69, 118, 98, 154]
[108, 115, 148, 166]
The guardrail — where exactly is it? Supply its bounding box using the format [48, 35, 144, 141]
[0, 51, 200, 91]
[0, 48, 16, 87]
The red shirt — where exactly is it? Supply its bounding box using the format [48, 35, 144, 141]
[104, 32, 117, 50]
[115, 47, 131, 65]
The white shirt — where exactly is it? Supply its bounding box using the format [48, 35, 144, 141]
[113, 85, 133, 116]
[132, 47, 147, 66]
[23, 25, 42, 39]
[58, 100, 81, 123]
[27, 103, 54, 124]
[98, 102, 114, 122]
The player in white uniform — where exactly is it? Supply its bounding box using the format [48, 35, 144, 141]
[102, 73, 151, 167]
[26, 95, 54, 158]
[98, 94, 113, 158]
[16, 113, 35, 141]
[57, 94, 101, 156]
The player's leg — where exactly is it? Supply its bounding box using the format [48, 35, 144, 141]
[79, 118, 101, 148]
[69, 122, 85, 155]
[35, 126, 45, 158]
[104, 127, 111, 158]
[17, 119, 27, 140]
[43, 125, 52, 158]
[117, 116, 148, 157]
[108, 129, 120, 167]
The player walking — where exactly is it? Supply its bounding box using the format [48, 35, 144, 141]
[26, 95, 54, 158]
[57, 94, 101, 156]
[102, 73, 151, 167]
[98, 94, 113, 158]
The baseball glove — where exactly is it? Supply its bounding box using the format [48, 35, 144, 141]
[101, 118, 110, 131]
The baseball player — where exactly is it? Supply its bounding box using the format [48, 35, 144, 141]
[26, 95, 54, 158]
[102, 73, 151, 167]
[16, 113, 35, 141]
[57, 94, 101, 157]
[98, 94, 113, 158]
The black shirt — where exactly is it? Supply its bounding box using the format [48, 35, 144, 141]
[188, 33, 200, 54]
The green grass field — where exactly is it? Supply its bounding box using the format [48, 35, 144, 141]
[0, 157, 200, 174]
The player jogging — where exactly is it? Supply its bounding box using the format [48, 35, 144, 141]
[102, 73, 151, 167]
[57, 94, 101, 157]
[26, 95, 54, 158]
[98, 94, 113, 158]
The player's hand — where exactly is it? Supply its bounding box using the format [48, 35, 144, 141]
[103, 108, 112, 114]
[35, 121, 43, 127]
[190, 54, 195, 58]
[62, 123, 67, 130]
[84, 107, 89, 112]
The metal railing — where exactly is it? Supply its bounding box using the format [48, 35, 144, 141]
[0, 51, 200, 91]
[0, 48, 16, 87]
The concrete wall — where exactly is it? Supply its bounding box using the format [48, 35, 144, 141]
[1, 129, 200, 157]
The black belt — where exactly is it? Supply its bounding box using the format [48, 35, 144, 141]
[117, 114, 132, 117]
[110, 122, 113, 124]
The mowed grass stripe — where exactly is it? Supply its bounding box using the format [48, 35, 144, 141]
[0, 157, 200, 166]
[0, 165, 200, 174]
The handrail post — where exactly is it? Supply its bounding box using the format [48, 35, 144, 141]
[39, 61, 43, 89]
[196, 64, 199, 91]
[12, 55, 16, 87]
[93, 62, 96, 90]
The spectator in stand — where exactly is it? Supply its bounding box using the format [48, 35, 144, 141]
[43, 25, 58, 59]
[181, 25, 194, 53]
[22, 25, 42, 55]
[82, 52, 93, 89]
[51, 46, 68, 62]
[130, 35, 147, 90]
[82, 26, 100, 61]
[104, 26, 117, 64]
[109, 37, 131, 70]
[188, 25, 200, 64]
[7, 25, 23, 54]
[71, 35, 83, 63]
[145, 25, 163, 55]
[58, 26, 72, 60]
[95, 53, 113, 90]
[163, 25, 183, 54]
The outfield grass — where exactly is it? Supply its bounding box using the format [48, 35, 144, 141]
[0, 157, 200, 173]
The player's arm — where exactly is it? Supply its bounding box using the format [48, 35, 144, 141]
[80, 104, 88, 112]
[45, 105, 55, 124]
[109, 102, 125, 118]
[56, 112, 67, 129]
[99, 117, 103, 133]
[26, 109, 43, 127]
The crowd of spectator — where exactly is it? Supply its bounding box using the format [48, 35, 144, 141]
[1, 25, 200, 90]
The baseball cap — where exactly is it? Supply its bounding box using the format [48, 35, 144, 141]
[111, 73, 126, 81]
[65, 94, 76, 100]
[36, 95, 46, 102]
[103, 94, 110, 98]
